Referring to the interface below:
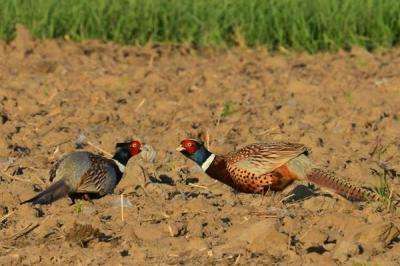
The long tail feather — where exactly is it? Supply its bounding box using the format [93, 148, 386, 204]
[20, 180, 70, 205]
[306, 168, 380, 202]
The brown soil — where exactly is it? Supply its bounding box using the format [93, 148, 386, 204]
[0, 28, 400, 265]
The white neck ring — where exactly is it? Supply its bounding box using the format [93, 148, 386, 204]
[113, 159, 126, 173]
[201, 154, 215, 172]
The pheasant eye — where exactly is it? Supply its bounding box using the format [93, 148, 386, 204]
[130, 141, 141, 150]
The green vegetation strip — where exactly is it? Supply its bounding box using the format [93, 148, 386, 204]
[1, 0, 400, 52]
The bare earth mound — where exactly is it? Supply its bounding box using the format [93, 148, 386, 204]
[0, 30, 400, 265]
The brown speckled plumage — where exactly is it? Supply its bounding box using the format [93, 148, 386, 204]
[178, 139, 380, 202]
[224, 142, 307, 193]
[306, 168, 380, 201]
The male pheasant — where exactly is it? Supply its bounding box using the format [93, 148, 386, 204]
[21, 140, 142, 205]
[177, 139, 380, 201]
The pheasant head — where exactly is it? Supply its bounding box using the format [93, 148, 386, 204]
[176, 139, 215, 171]
[113, 140, 142, 165]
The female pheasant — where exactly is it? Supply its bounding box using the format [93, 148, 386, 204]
[21, 140, 142, 205]
[176, 139, 380, 201]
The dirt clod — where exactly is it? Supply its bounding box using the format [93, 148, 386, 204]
[65, 222, 101, 247]
[0, 39, 399, 264]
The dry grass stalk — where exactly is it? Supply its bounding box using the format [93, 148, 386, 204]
[5, 223, 39, 241]
[0, 211, 15, 224]
[205, 130, 210, 148]
[0, 169, 36, 185]
[134, 99, 146, 113]
[187, 183, 209, 190]
[167, 224, 174, 237]
[121, 194, 124, 221]
[86, 141, 113, 157]
[234, 254, 241, 265]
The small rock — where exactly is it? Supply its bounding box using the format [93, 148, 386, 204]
[0, 205, 8, 216]
[0, 156, 9, 168]
[234, 220, 288, 257]
[140, 144, 157, 163]
[75, 133, 87, 149]
[2, 253, 24, 264]
[34, 207, 44, 218]
[187, 216, 203, 237]
[303, 253, 336, 265]
[287, 99, 297, 107]
[298, 122, 312, 131]
[12, 166, 24, 176]
[317, 137, 324, 147]
[100, 215, 112, 222]
[110, 197, 133, 208]
[10, 145, 30, 156]
[32, 184, 42, 192]
[282, 216, 298, 234]
[324, 242, 336, 251]
[89, 112, 108, 124]
[169, 221, 187, 237]
[249, 229, 288, 257]
[23, 255, 42, 264]
[186, 237, 208, 251]
[34, 60, 58, 74]
[116, 98, 127, 105]
[380, 242, 400, 259]
[303, 197, 336, 212]
[130, 245, 146, 263]
[332, 240, 361, 262]
[353, 222, 400, 253]
[301, 230, 327, 250]
[120, 250, 129, 257]
[220, 217, 232, 227]
[0, 110, 9, 124]
[65, 222, 101, 247]
[332, 124, 344, 134]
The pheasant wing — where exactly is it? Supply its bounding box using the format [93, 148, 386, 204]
[76, 156, 118, 196]
[228, 142, 308, 175]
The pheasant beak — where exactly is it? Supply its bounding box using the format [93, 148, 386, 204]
[176, 145, 185, 152]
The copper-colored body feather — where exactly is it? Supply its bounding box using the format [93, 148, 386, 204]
[306, 168, 380, 201]
[205, 142, 379, 201]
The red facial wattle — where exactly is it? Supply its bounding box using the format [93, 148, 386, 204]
[130, 141, 142, 155]
[181, 139, 198, 154]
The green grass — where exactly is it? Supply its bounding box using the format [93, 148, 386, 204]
[74, 200, 84, 214]
[1, 0, 400, 52]
[221, 101, 237, 118]
[369, 140, 399, 212]
[373, 165, 396, 211]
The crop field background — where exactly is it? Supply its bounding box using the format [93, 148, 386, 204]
[1, 0, 400, 52]
[0, 1, 400, 265]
